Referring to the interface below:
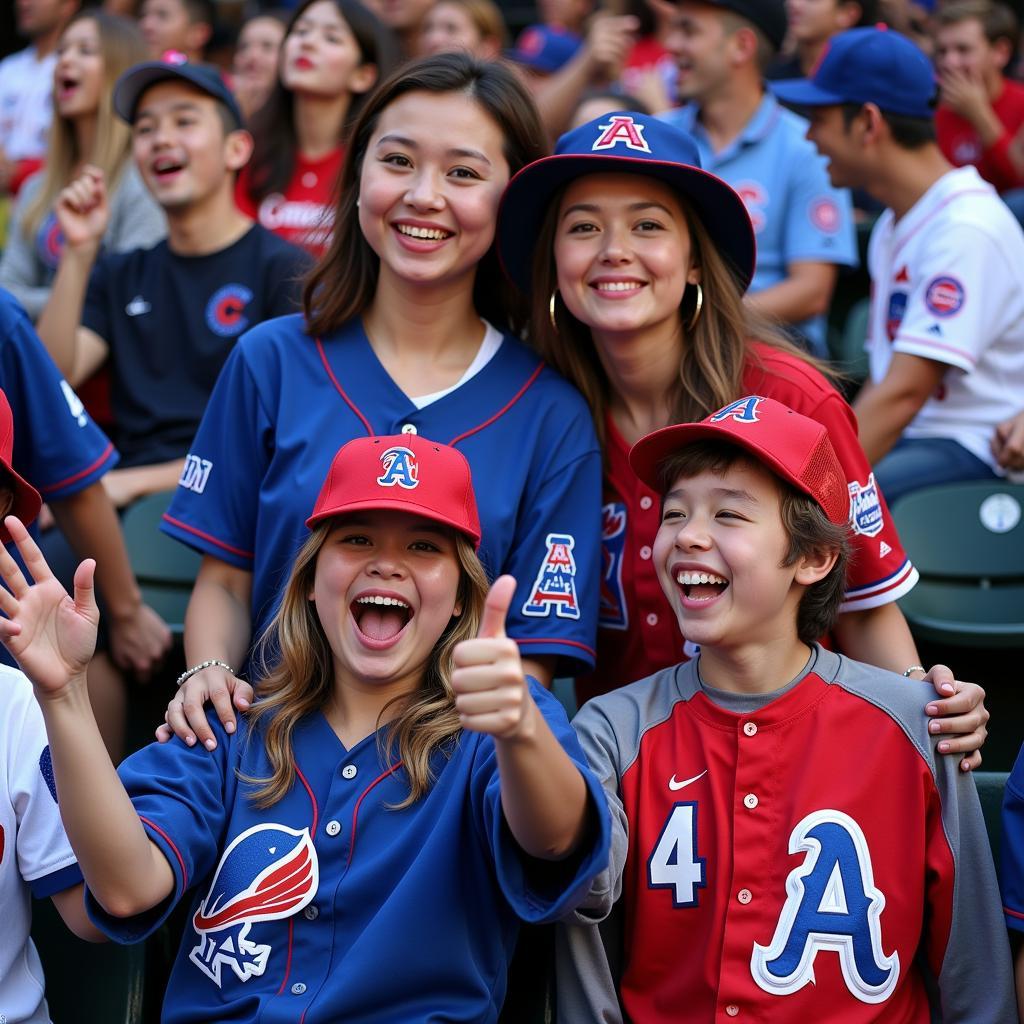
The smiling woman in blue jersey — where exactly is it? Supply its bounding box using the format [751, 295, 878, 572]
[159, 53, 603, 752]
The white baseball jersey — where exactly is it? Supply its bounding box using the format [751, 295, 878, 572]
[0, 665, 81, 1024]
[866, 165, 1024, 472]
[0, 48, 56, 163]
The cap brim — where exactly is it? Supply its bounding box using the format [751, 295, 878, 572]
[497, 153, 757, 295]
[0, 468, 42, 544]
[305, 498, 481, 548]
[114, 64, 183, 121]
[770, 78, 847, 109]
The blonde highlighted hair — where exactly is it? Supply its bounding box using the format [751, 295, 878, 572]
[23, 11, 149, 240]
[244, 520, 490, 809]
[531, 184, 830, 444]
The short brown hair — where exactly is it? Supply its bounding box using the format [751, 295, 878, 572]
[657, 441, 850, 645]
[936, 0, 1019, 50]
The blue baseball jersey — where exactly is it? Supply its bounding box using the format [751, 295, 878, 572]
[160, 316, 602, 673]
[0, 288, 117, 500]
[1002, 741, 1024, 933]
[661, 93, 857, 354]
[86, 680, 610, 1023]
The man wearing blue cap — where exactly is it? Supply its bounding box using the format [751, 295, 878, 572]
[36, 55, 309, 509]
[775, 26, 1024, 501]
[660, 0, 857, 357]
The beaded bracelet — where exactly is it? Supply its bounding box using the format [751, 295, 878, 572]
[902, 664, 927, 678]
[175, 659, 236, 689]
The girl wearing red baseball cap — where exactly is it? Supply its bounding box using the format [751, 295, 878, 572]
[497, 111, 988, 765]
[0, 433, 608, 1021]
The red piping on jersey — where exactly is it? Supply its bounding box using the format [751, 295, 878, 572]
[161, 514, 255, 559]
[516, 636, 596, 659]
[140, 815, 188, 890]
[347, 762, 403, 871]
[276, 765, 319, 996]
[448, 362, 545, 447]
[39, 442, 116, 494]
[1005, 905, 1024, 920]
[315, 337, 373, 435]
[295, 764, 320, 838]
[276, 918, 296, 996]
[894, 334, 977, 367]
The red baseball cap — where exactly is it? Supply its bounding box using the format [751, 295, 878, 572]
[628, 396, 850, 526]
[0, 389, 42, 542]
[306, 435, 482, 548]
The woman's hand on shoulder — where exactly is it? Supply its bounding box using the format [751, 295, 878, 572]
[451, 575, 536, 742]
[155, 664, 254, 750]
[920, 665, 988, 772]
[0, 516, 99, 698]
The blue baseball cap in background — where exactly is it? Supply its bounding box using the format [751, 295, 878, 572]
[772, 26, 937, 119]
[506, 25, 582, 74]
[114, 51, 244, 126]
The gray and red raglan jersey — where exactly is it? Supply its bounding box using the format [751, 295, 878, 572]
[558, 645, 1015, 1023]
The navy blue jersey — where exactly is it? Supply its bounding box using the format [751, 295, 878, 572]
[161, 316, 602, 673]
[81, 226, 310, 468]
[0, 288, 117, 499]
[86, 680, 610, 1023]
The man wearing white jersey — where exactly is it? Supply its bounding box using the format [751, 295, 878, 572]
[775, 26, 1024, 502]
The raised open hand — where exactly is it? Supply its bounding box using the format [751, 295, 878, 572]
[0, 516, 99, 696]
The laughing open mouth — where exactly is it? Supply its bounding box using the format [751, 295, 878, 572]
[352, 594, 413, 642]
[676, 571, 729, 602]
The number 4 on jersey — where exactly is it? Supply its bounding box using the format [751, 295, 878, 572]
[647, 802, 707, 907]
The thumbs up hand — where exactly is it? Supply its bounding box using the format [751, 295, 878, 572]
[451, 575, 535, 741]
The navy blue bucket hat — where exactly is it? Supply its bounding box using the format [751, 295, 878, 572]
[497, 111, 757, 296]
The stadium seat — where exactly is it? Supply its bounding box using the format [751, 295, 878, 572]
[119, 490, 201, 636]
[974, 770, 1010, 879]
[891, 482, 1024, 648]
[828, 296, 870, 385]
[31, 896, 146, 1024]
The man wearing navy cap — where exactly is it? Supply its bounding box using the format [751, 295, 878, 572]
[660, 0, 857, 357]
[775, 26, 1024, 500]
[32, 55, 309, 723]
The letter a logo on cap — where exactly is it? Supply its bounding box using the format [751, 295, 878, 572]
[592, 115, 651, 153]
[377, 446, 419, 489]
[710, 396, 764, 424]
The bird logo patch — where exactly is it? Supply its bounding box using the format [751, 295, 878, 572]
[189, 823, 318, 987]
[522, 533, 580, 619]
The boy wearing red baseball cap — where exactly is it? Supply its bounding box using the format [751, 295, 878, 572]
[558, 396, 1015, 1022]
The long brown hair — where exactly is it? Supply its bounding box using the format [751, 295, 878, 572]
[245, 520, 489, 809]
[23, 11, 149, 239]
[244, 0, 399, 206]
[303, 52, 547, 338]
[529, 182, 828, 444]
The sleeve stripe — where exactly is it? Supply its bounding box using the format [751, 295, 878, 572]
[514, 637, 597, 658]
[840, 562, 919, 612]
[894, 335, 977, 367]
[844, 559, 917, 600]
[140, 814, 189, 892]
[1004, 905, 1024, 920]
[161, 513, 255, 560]
[38, 442, 117, 494]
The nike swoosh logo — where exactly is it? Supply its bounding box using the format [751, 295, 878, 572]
[668, 769, 707, 791]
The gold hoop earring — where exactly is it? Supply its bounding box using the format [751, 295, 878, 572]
[549, 290, 559, 332]
[688, 283, 703, 331]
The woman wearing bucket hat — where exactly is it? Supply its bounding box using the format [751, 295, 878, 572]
[497, 110, 989, 766]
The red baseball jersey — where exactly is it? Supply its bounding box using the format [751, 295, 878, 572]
[235, 147, 343, 256]
[579, 344, 917, 703]
[559, 646, 1015, 1023]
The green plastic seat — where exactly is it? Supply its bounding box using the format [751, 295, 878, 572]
[892, 482, 1024, 648]
[828, 295, 870, 384]
[119, 490, 201, 635]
